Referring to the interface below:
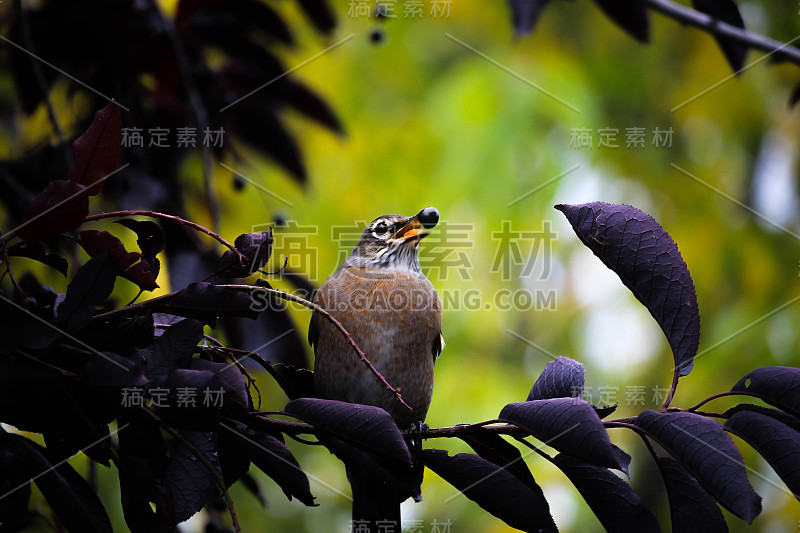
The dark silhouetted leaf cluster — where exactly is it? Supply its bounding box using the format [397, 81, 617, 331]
[3, 95, 800, 533]
[0, 100, 321, 531]
[506, 0, 800, 105]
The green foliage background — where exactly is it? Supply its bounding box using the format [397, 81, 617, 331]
[4, 0, 800, 531]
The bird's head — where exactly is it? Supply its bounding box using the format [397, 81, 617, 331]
[346, 206, 439, 272]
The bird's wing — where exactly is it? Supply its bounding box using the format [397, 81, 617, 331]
[432, 330, 445, 362]
[308, 311, 319, 349]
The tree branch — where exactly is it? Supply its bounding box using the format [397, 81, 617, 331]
[84, 210, 243, 261]
[98, 282, 412, 412]
[249, 413, 527, 440]
[225, 284, 413, 412]
[644, 0, 800, 66]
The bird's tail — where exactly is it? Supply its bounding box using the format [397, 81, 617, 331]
[346, 460, 422, 533]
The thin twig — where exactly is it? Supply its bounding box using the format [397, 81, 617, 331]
[513, 435, 553, 461]
[123, 283, 411, 411]
[661, 365, 681, 410]
[249, 413, 526, 440]
[692, 410, 727, 419]
[643, 0, 800, 66]
[604, 420, 657, 439]
[683, 389, 800, 417]
[142, 408, 241, 533]
[84, 210, 243, 261]
[144, 0, 218, 231]
[243, 285, 412, 412]
[605, 420, 666, 473]
[93, 280, 410, 410]
[226, 349, 263, 410]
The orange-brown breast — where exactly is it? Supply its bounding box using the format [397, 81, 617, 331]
[311, 266, 442, 428]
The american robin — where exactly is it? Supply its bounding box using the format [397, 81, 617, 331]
[309, 206, 444, 527]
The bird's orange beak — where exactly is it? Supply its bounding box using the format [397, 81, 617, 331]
[391, 216, 428, 243]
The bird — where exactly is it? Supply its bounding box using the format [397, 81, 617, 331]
[309, 206, 444, 530]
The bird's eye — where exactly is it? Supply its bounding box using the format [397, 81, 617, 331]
[372, 222, 391, 238]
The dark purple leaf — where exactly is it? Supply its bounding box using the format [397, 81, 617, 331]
[191, 359, 249, 409]
[508, 0, 551, 37]
[593, 0, 650, 43]
[79, 230, 159, 291]
[691, 0, 747, 72]
[82, 311, 156, 351]
[324, 431, 420, 501]
[528, 355, 585, 400]
[421, 449, 557, 533]
[80, 350, 149, 388]
[67, 103, 122, 195]
[500, 398, 623, 470]
[723, 403, 800, 434]
[459, 427, 538, 487]
[263, 362, 316, 400]
[163, 430, 221, 523]
[57, 254, 117, 330]
[141, 282, 260, 323]
[115, 219, 165, 262]
[18, 180, 89, 241]
[285, 398, 410, 467]
[556, 202, 700, 377]
[222, 420, 316, 505]
[612, 444, 632, 477]
[44, 420, 113, 468]
[724, 409, 800, 500]
[215, 229, 273, 278]
[635, 410, 761, 523]
[731, 366, 800, 417]
[217, 425, 252, 489]
[6, 241, 68, 277]
[164, 368, 216, 393]
[117, 411, 168, 531]
[118, 455, 160, 533]
[296, 0, 336, 34]
[594, 403, 619, 419]
[657, 457, 728, 532]
[0, 301, 61, 353]
[282, 399, 418, 501]
[137, 319, 204, 384]
[237, 472, 266, 506]
[1, 431, 112, 532]
[0, 438, 33, 531]
[552, 453, 661, 532]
